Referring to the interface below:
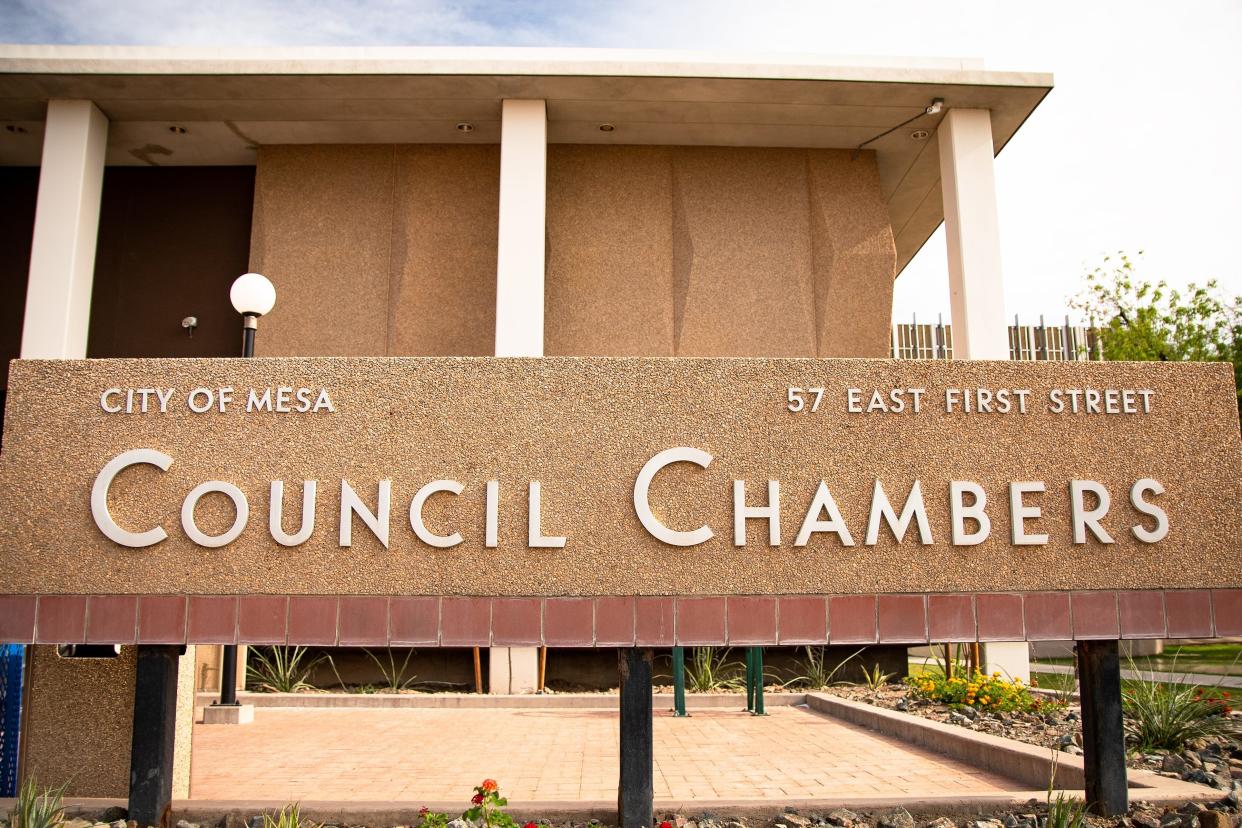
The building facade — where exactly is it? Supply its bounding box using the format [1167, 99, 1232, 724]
[0, 47, 1053, 800]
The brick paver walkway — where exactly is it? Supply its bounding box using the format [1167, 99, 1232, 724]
[190, 706, 1018, 802]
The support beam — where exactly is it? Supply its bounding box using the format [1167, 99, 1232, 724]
[939, 109, 1034, 684]
[938, 108, 1008, 360]
[492, 98, 547, 692]
[22, 99, 108, 360]
[128, 645, 181, 828]
[618, 648, 653, 828]
[495, 98, 547, 358]
[1076, 640, 1128, 816]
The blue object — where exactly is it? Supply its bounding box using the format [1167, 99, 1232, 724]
[0, 644, 24, 796]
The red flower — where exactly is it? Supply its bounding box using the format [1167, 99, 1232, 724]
[525, 823, 538, 828]
[471, 793, 484, 805]
[419, 808, 430, 818]
[660, 822, 673, 828]
[482, 779, 498, 793]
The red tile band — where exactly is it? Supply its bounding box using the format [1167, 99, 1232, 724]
[86, 595, 138, 644]
[238, 595, 288, 644]
[675, 597, 726, 645]
[543, 598, 594, 646]
[0, 590, 1228, 646]
[726, 596, 777, 645]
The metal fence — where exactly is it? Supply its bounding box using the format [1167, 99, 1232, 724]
[892, 315, 1102, 361]
[0, 644, 23, 796]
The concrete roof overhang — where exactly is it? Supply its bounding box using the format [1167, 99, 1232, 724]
[0, 46, 1052, 276]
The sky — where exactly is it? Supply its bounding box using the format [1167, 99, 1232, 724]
[2, 0, 1240, 323]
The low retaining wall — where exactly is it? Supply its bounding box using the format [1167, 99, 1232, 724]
[804, 693, 1215, 801]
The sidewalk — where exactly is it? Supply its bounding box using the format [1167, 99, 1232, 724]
[191, 706, 1018, 803]
[1035, 663, 1242, 689]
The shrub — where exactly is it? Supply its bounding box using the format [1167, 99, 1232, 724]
[247, 646, 327, 693]
[906, 668, 1039, 713]
[10, 778, 67, 828]
[262, 804, 317, 828]
[1123, 677, 1238, 752]
[1046, 792, 1087, 828]
[684, 647, 746, 692]
[364, 647, 418, 692]
[795, 646, 863, 689]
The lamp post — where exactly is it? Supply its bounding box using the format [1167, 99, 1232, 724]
[216, 272, 276, 707]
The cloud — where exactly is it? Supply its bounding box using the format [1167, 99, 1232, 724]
[0, 0, 585, 46]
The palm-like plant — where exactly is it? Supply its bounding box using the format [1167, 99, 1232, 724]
[247, 646, 327, 693]
[10, 778, 67, 828]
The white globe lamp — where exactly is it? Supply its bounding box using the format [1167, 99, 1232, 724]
[230, 272, 276, 317]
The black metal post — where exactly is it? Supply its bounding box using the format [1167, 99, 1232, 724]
[1077, 640, 1128, 816]
[217, 313, 258, 708]
[129, 645, 181, 827]
[618, 648, 653, 828]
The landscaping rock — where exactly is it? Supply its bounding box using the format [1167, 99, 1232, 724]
[110, 821, 127, 828]
[100, 809, 127, 824]
[1164, 755, 1189, 774]
[779, 815, 813, 828]
[176, 821, 201, 828]
[924, 819, 956, 828]
[1131, 813, 1161, 828]
[878, 810, 914, 828]
[222, 815, 247, 828]
[826, 810, 859, 827]
[1196, 814, 1230, 828]
[966, 820, 1003, 828]
[1158, 813, 1183, 828]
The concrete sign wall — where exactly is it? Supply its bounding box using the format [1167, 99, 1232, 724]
[0, 357, 1239, 645]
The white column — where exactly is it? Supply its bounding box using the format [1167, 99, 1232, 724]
[494, 99, 547, 358]
[21, 100, 108, 359]
[938, 107, 1029, 682]
[491, 99, 547, 693]
[938, 108, 1009, 360]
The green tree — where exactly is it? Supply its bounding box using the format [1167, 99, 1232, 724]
[1070, 251, 1241, 414]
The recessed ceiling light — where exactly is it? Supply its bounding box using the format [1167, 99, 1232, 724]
[599, 123, 616, 132]
[456, 122, 474, 132]
[168, 125, 188, 135]
[911, 129, 930, 140]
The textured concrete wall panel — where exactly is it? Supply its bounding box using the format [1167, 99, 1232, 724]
[546, 145, 675, 356]
[250, 145, 395, 356]
[21, 646, 134, 796]
[390, 146, 499, 356]
[252, 145, 499, 357]
[545, 146, 895, 358]
[20, 645, 197, 798]
[807, 151, 897, 357]
[671, 147, 817, 357]
[1, 358, 1239, 597]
